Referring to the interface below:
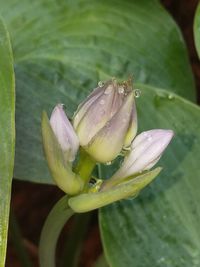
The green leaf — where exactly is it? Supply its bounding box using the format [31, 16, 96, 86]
[99, 84, 200, 267]
[194, 3, 200, 58]
[0, 0, 195, 183]
[0, 19, 15, 267]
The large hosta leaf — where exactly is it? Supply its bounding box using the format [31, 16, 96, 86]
[99, 84, 200, 267]
[194, 3, 200, 58]
[0, 0, 195, 183]
[0, 19, 15, 266]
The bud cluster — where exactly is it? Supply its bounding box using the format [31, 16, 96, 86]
[41, 78, 174, 212]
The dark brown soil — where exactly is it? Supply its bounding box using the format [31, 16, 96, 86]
[6, 1, 200, 266]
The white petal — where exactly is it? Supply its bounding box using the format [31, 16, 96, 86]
[113, 129, 174, 179]
[50, 104, 79, 161]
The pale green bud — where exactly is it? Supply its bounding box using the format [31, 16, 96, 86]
[41, 111, 83, 195]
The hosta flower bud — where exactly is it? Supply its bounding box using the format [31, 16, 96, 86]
[73, 79, 137, 163]
[104, 129, 174, 188]
[50, 104, 79, 162]
[42, 111, 83, 195]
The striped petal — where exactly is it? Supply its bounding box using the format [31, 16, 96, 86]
[85, 92, 134, 162]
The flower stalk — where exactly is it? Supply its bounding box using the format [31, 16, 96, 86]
[39, 77, 175, 267]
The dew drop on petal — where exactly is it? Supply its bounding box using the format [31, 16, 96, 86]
[104, 85, 113, 95]
[123, 146, 131, 152]
[105, 161, 112, 165]
[100, 99, 105, 105]
[134, 89, 141, 98]
[100, 109, 105, 115]
[98, 81, 104, 87]
[118, 86, 125, 94]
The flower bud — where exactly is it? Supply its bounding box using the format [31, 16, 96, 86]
[104, 129, 174, 188]
[42, 111, 83, 195]
[73, 79, 137, 163]
[50, 104, 79, 162]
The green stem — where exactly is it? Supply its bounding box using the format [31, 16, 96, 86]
[61, 212, 91, 267]
[39, 149, 96, 266]
[39, 195, 74, 267]
[9, 210, 33, 267]
[74, 148, 96, 184]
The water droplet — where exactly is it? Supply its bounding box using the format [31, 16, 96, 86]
[168, 94, 174, 100]
[105, 161, 112, 166]
[100, 110, 105, 115]
[98, 81, 104, 87]
[118, 86, 125, 94]
[122, 146, 131, 152]
[154, 91, 172, 108]
[100, 99, 105, 105]
[157, 257, 165, 264]
[134, 89, 141, 98]
[104, 85, 113, 95]
[147, 136, 152, 141]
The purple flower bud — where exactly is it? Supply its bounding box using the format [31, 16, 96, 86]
[50, 104, 79, 162]
[73, 79, 137, 162]
[112, 129, 174, 180]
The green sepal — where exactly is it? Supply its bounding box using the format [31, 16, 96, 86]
[41, 111, 83, 195]
[68, 167, 162, 212]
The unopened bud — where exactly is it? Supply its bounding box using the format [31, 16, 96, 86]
[73, 79, 137, 163]
[103, 129, 174, 189]
[42, 111, 83, 195]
